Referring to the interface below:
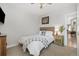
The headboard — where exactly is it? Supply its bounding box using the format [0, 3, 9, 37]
[40, 27, 55, 35]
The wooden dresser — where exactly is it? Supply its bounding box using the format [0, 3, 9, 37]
[0, 35, 6, 56]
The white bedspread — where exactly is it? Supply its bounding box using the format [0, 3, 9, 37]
[19, 35, 54, 56]
[27, 41, 45, 56]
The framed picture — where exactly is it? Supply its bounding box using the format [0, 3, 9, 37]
[42, 16, 49, 24]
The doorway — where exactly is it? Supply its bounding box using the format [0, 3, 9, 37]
[67, 16, 77, 48]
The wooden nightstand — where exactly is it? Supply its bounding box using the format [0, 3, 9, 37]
[0, 35, 6, 56]
[54, 35, 64, 46]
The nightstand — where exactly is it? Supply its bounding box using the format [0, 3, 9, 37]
[0, 35, 6, 56]
[54, 35, 64, 46]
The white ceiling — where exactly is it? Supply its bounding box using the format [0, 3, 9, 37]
[24, 3, 76, 16]
[0, 3, 76, 16]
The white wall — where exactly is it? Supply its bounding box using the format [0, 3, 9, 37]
[40, 4, 76, 27]
[40, 13, 65, 27]
[0, 4, 40, 47]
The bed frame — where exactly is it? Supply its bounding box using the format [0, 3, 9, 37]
[40, 27, 55, 35]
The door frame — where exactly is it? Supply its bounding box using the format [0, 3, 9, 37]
[64, 12, 77, 47]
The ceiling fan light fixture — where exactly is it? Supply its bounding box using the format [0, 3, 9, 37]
[31, 3, 52, 9]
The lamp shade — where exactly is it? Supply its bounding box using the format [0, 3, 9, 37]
[55, 25, 61, 35]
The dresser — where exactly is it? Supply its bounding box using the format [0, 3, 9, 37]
[0, 35, 6, 56]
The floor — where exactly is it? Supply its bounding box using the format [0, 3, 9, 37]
[67, 33, 77, 48]
[77, 35, 79, 56]
[7, 43, 77, 56]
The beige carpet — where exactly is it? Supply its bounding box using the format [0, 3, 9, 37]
[7, 43, 77, 56]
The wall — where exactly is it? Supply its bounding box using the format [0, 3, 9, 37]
[40, 13, 65, 27]
[0, 4, 40, 48]
[40, 4, 76, 27]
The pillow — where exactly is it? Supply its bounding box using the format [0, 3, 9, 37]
[45, 31, 54, 39]
[45, 31, 53, 37]
[39, 31, 46, 36]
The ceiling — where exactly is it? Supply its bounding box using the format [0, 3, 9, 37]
[0, 3, 76, 16]
[25, 3, 76, 15]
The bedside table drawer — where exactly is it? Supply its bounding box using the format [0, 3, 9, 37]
[54, 35, 64, 46]
[54, 39, 64, 46]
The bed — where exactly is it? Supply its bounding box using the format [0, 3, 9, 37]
[18, 27, 55, 56]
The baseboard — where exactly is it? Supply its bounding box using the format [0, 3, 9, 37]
[7, 44, 18, 48]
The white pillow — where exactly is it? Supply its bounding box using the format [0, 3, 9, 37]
[46, 31, 54, 39]
[39, 31, 46, 36]
[45, 31, 53, 38]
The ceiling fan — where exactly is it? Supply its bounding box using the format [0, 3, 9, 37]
[31, 3, 52, 9]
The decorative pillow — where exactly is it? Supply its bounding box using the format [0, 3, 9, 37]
[45, 31, 53, 38]
[39, 31, 46, 36]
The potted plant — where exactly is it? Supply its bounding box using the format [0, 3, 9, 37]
[59, 25, 65, 35]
